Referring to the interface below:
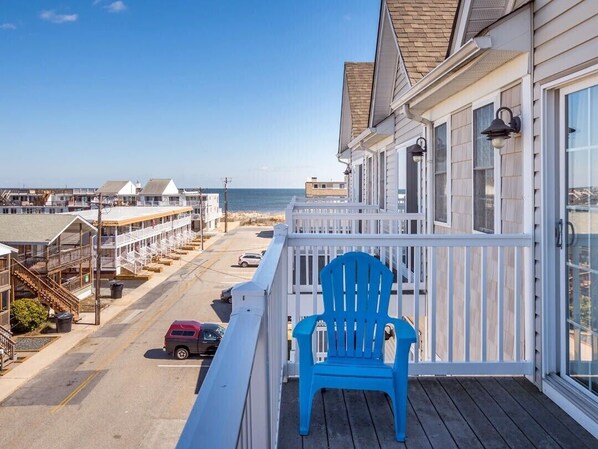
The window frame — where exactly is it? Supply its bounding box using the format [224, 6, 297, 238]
[471, 93, 502, 234]
[433, 116, 452, 227]
[379, 150, 386, 210]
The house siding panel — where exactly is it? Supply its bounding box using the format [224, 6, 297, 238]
[532, 0, 598, 386]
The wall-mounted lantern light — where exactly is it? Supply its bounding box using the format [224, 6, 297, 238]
[407, 137, 427, 163]
[344, 166, 351, 176]
[481, 106, 521, 149]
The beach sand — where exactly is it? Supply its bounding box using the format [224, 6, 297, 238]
[226, 211, 285, 227]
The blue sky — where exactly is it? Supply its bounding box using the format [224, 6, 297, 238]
[0, 1, 379, 188]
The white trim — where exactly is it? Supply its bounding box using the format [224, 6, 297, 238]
[471, 93, 501, 234]
[540, 68, 598, 433]
[395, 137, 419, 215]
[433, 115, 452, 227]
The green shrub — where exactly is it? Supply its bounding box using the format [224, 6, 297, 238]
[10, 299, 48, 333]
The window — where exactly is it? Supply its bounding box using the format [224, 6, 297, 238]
[1, 291, 9, 312]
[313, 184, 318, 189]
[435, 123, 448, 223]
[171, 330, 195, 337]
[473, 103, 495, 233]
[379, 151, 386, 209]
[203, 331, 218, 341]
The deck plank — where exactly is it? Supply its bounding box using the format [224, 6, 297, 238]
[344, 390, 380, 449]
[438, 378, 509, 449]
[278, 379, 302, 449]
[497, 378, 594, 449]
[457, 378, 535, 449]
[279, 378, 594, 449]
[476, 378, 561, 449]
[420, 378, 484, 449]
[409, 379, 458, 449]
[513, 377, 598, 448]
[322, 388, 355, 449]
[364, 391, 408, 449]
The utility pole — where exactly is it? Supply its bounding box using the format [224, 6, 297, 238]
[198, 187, 204, 250]
[223, 177, 231, 233]
[94, 193, 103, 326]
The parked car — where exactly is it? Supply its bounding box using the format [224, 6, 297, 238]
[163, 320, 225, 360]
[238, 252, 262, 267]
[220, 286, 233, 303]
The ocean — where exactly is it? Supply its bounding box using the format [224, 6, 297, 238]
[201, 188, 304, 213]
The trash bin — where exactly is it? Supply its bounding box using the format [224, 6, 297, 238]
[110, 282, 124, 299]
[56, 312, 73, 333]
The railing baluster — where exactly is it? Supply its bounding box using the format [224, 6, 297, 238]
[430, 247, 436, 362]
[447, 246, 454, 362]
[464, 247, 471, 362]
[514, 246, 521, 361]
[497, 246, 504, 362]
[413, 247, 420, 363]
[481, 246, 487, 362]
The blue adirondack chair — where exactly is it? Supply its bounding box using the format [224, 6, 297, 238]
[293, 251, 416, 442]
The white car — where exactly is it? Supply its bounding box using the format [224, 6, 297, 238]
[238, 253, 262, 267]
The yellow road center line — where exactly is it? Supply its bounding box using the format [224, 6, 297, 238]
[50, 248, 227, 414]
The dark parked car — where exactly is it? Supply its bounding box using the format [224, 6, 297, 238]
[220, 286, 233, 303]
[163, 320, 225, 360]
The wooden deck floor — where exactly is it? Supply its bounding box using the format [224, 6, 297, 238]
[278, 377, 596, 449]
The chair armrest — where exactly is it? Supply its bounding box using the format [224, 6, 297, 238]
[387, 318, 416, 372]
[292, 315, 321, 369]
[292, 315, 320, 339]
[387, 317, 416, 343]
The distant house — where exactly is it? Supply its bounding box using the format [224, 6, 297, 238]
[138, 179, 181, 206]
[96, 180, 137, 206]
[0, 214, 97, 319]
[70, 206, 193, 276]
[0, 242, 17, 330]
[304, 178, 347, 199]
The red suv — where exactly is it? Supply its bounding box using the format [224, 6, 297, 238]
[163, 320, 225, 360]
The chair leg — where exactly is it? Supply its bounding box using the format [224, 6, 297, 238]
[392, 375, 409, 442]
[299, 381, 314, 435]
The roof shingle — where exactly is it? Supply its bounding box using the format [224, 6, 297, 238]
[386, 0, 458, 84]
[344, 62, 374, 138]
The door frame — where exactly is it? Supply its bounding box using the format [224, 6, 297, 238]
[541, 66, 598, 436]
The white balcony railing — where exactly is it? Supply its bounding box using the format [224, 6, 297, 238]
[178, 222, 534, 448]
[100, 217, 191, 248]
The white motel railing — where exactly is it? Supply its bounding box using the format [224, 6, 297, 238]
[178, 224, 534, 448]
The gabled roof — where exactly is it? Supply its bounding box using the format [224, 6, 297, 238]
[345, 62, 375, 138]
[0, 215, 96, 246]
[140, 179, 178, 196]
[97, 180, 132, 195]
[0, 242, 17, 256]
[386, 0, 458, 84]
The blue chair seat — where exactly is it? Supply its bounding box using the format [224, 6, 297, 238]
[293, 251, 416, 442]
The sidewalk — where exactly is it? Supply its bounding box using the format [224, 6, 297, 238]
[0, 232, 226, 403]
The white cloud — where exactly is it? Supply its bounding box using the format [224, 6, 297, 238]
[105, 1, 127, 13]
[39, 10, 78, 24]
[0, 23, 17, 30]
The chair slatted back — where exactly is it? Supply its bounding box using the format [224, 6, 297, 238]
[321, 252, 393, 362]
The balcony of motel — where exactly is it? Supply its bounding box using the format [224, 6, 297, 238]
[176, 203, 596, 448]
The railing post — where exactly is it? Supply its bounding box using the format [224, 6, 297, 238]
[232, 282, 270, 449]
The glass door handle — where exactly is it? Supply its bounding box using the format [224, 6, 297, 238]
[567, 221, 576, 247]
[556, 219, 563, 248]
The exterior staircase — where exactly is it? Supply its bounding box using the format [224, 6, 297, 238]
[0, 326, 17, 369]
[12, 260, 80, 320]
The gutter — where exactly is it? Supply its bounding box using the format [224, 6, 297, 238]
[390, 36, 492, 112]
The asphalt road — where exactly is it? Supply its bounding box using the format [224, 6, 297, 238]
[0, 226, 272, 449]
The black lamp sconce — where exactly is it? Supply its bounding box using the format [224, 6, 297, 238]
[407, 137, 427, 163]
[481, 106, 521, 149]
[344, 165, 351, 176]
